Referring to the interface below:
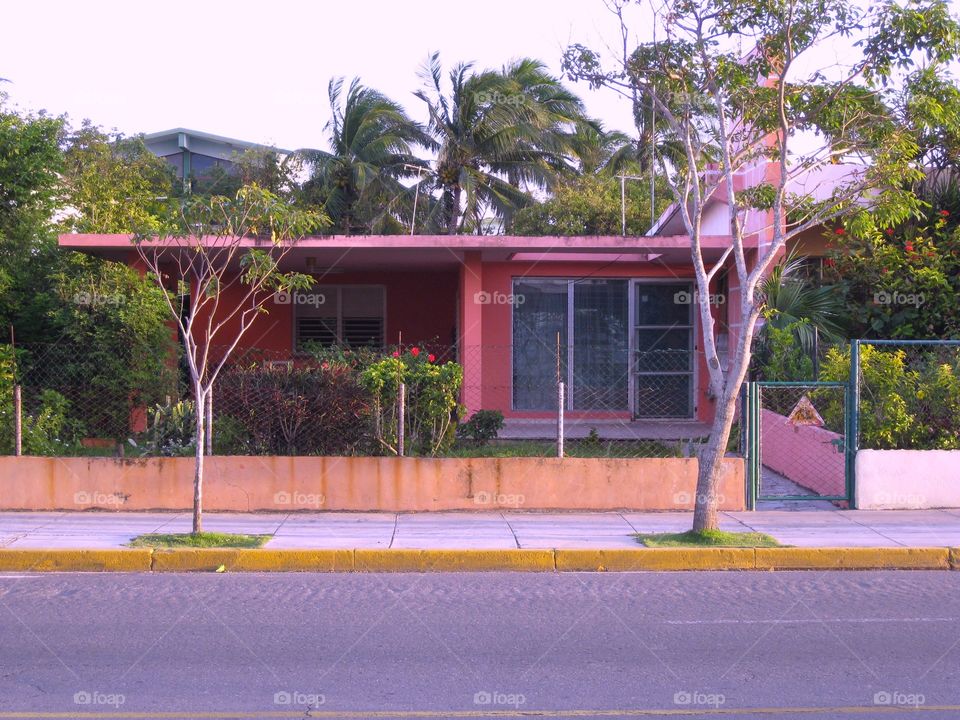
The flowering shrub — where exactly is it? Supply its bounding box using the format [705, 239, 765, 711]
[359, 347, 463, 456]
[826, 206, 959, 338]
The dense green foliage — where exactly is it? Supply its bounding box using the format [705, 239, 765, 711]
[360, 347, 463, 456]
[819, 344, 960, 450]
[826, 187, 960, 339]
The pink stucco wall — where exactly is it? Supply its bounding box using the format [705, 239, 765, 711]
[760, 409, 845, 496]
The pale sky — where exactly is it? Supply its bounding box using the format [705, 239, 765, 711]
[2, 0, 646, 150]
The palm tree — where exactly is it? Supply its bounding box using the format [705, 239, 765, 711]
[298, 78, 433, 234]
[415, 53, 588, 234]
[758, 251, 847, 353]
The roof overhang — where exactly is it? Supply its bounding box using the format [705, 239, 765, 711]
[59, 233, 730, 270]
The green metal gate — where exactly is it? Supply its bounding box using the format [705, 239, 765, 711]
[745, 381, 854, 509]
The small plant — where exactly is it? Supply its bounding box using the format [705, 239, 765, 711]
[456, 410, 505, 446]
[134, 397, 196, 456]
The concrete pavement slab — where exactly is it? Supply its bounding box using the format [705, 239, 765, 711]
[391, 512, 517, 549]
[271, 513, 396, 549]
[503, 512, 637, 549]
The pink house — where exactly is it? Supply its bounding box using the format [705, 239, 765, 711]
[58, 225, 765, 430]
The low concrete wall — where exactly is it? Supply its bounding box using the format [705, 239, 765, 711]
[856, 449, 960, 509]
[0, 455, 745, 512]
[760, 409, 845, 496]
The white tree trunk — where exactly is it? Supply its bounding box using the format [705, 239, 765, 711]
[193, 383, 205, 535]
[692, 388, 739, 531]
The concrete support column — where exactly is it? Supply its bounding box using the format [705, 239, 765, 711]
[458, 252, 484, 415]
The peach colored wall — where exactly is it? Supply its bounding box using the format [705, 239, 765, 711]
[0, 456, 745, 512]
[760, 409, 845, 496]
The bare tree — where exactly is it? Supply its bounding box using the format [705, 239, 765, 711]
[564, 0, 960, 530]
[134, 187, 325, 533]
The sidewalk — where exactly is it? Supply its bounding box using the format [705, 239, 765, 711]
[2, 509, 960, 549]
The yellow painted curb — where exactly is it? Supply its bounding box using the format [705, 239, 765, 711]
[0, 547, 956, 573]
[150, 548, 242, 572]
[150, 548, 357, 572]
[354, 548, 556, 572]
[228, 549, 354, 572]
[556, 548, 756, 571]
[754, 547, 951, 570]
[950, 548, 960, 570]
[0, 549, 152, 572]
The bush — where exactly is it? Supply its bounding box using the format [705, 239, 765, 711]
[456, 410, 505, 446]
[214, 363, 373, 456]
[819, 344, 960, 449]
[360, 347, 462, 456]
[755, 323, 815, 381]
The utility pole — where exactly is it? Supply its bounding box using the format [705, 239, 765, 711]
[616, 174, 645, 235]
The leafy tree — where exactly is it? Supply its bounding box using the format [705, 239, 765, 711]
[563, 0, 960, 531]
[134, 187, 327, 533]
[190, 147, 301, 201]
[512, 173, 670, 235]
[415, 53, 589, 233]
[298, 77, 433, 234]
[60, 123, 175, 234]
[40, 252, 176, 439]
[0, 95, 64, 337]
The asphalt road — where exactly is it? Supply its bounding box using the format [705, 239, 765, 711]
[1, 571, 960, 719]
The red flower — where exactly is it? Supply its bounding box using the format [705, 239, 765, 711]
[939, 210, 950, 217]
[410, 347, 420, 357]
[881, 268, 889, 274]
[391, 351, 400, 358]
[904, 242, 914, 253]
[428, 353, 436, 363]
[824, 258, 835, 268]
[885, 228, 894, 236]
[321, 362, 329, 370]
[835, 227, 845, 235]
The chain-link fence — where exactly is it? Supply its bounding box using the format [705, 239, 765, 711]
[2, 341, 707, 459]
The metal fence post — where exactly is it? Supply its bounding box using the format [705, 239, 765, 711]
[742, 382, 755, 510]
[557, 381, 565, 458]
[847, 339, 861, 509]
[13, 384, 22, 457]
[397, 382, 405, 457]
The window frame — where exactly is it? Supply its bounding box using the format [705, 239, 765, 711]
[292, 284, 387, 352]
